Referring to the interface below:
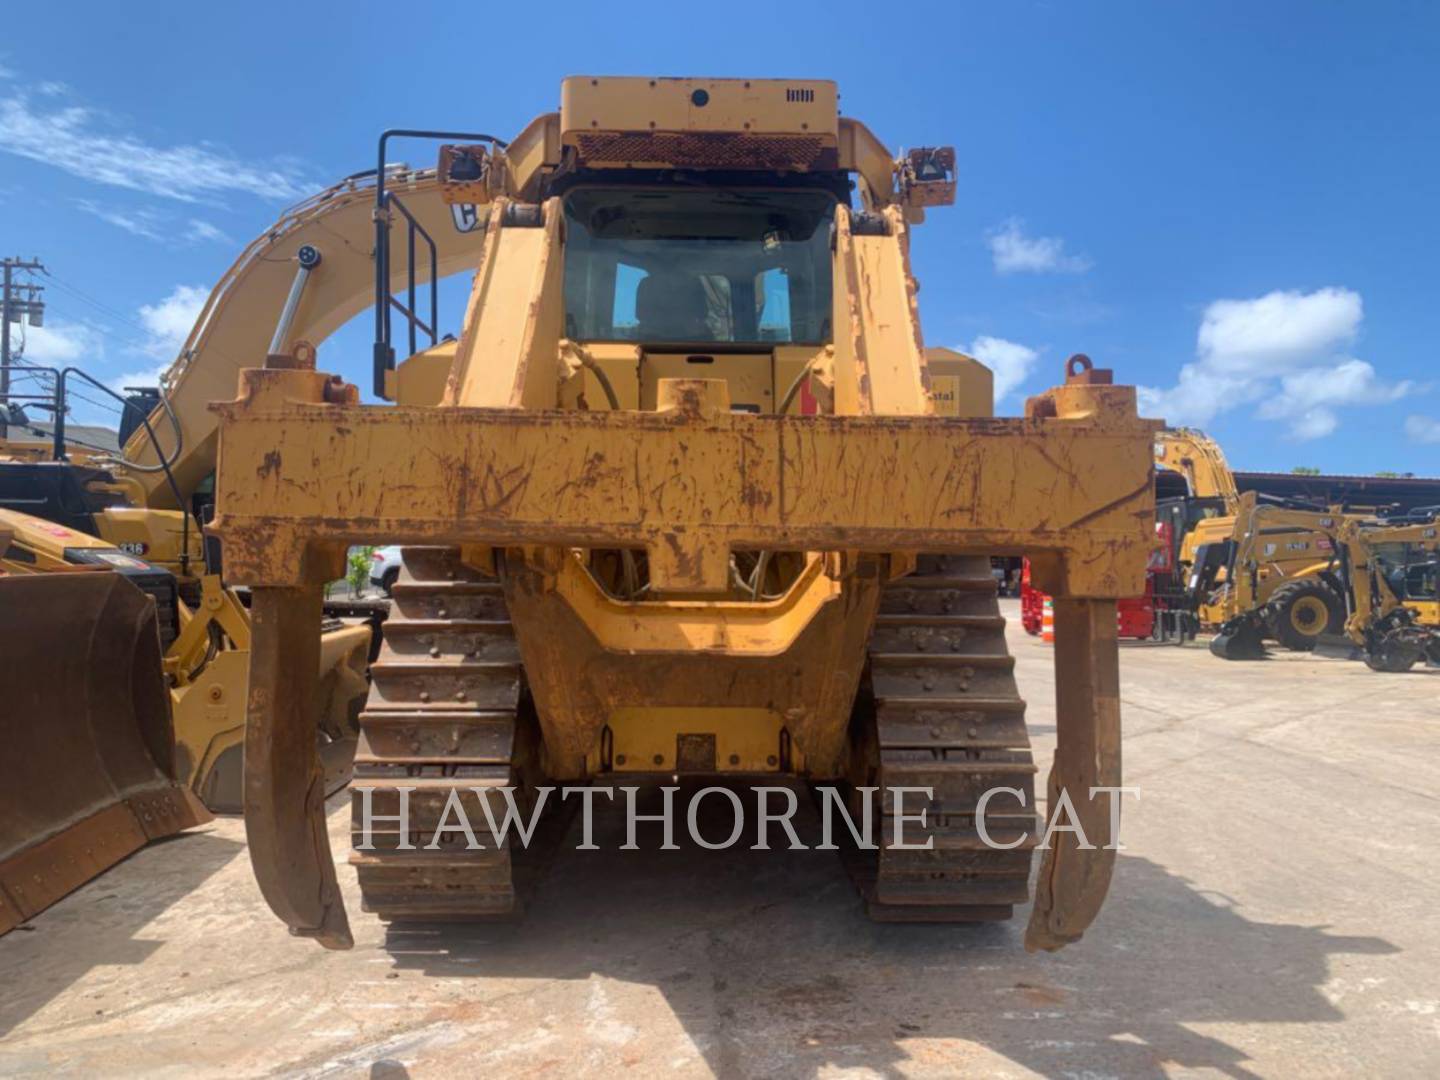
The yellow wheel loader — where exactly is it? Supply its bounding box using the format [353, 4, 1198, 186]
[208, 77, 1160, 952]
[0, 547, 210, 935]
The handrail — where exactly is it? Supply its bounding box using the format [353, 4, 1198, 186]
[53, 367, 198, 577]
[372, 128, 507, 396]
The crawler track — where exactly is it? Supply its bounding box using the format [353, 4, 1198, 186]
[847, 555, 1038, 922]
[349, 547, 556, 922]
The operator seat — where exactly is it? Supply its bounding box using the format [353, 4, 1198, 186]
[635, 273, 711, 341]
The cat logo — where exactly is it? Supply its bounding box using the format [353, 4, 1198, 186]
[451, 204, 483, 233]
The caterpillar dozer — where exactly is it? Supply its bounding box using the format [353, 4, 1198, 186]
[0, 549, 211, 935]
[209, 76, 1160, 952]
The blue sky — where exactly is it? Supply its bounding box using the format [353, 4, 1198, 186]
[1, 0, 1437, 473]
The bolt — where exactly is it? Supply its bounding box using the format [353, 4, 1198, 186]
[418, 691, 431, 703]
[208, 686, 223, 702]
[916, 639, 927, 652]
[968, 727, 978, 738]
[653, 754, 664, 765]
[430, 646, 441, 658]
[410, 740, 422, 752]
[766, 755, 778, 767]
[616, 754, 627, 765]
[922, 678, 935, 691]
[437, 607, 448, 618]
[455, 691, 467, 702]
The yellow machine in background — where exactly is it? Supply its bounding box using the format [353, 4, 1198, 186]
[206, 76, 1160, 953]
[1155, 429, 1356, 650]
[1329, 515, 1439, 671]
[0, 503, 369, 811]
[0, 335, 375, 814]
[0, 560, 210, 935]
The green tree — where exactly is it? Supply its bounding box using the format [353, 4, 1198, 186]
[346, 545, 376, 597]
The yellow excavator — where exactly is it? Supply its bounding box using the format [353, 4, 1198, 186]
[204, 76, 1160, 952]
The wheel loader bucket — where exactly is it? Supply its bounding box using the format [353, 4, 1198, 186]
[0, 572, 212, 935]
[1209, 616, 1269, 660]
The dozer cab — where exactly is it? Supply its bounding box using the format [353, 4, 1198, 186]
[209, 77, 1160, 952]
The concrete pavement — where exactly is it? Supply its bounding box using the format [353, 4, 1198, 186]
[2, 600, 1436, 1077]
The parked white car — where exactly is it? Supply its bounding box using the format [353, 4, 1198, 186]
[369, 545, 404, 595]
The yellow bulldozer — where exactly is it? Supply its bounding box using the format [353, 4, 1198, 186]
[0, 522, 210, 935]
[0, 357, 372, 814]
[205, 76, 1160, 953]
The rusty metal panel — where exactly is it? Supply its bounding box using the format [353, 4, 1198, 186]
[210, 369, 1157, 597]
[0, 573, 210, 934]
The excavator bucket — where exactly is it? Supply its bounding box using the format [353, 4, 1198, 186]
[1209, 615, 1269, 660]
[0, 572, 211, 935]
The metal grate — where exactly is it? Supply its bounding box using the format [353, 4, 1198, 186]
[574, 131, 836, 171]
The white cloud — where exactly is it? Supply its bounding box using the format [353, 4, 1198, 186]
[987, 218, 1091, 275]
[0, 89, 310, 203]
[184, 218, 231, 244]
[75, 198, 164, 240]
[967, 335, 1039, 402]
[137, 284, 208, 360]
[1140, 287, 1414, 440]
[1196, 287, 1362, 375]
[12, 319, 104, 365]
[0, 63, 14, 80]
[1406, 415, 1440, 445]
[75, 199, 233, 247]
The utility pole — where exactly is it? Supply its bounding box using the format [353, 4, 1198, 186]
[0, 256, 47, 438]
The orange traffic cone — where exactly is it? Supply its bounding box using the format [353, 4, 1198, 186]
[1041, 598, 1055, 644]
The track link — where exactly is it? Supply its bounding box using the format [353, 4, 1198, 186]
[850, 555, 1038, 922]
[350, 547, 549, 922]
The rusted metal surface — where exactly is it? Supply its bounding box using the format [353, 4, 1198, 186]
[1025, 598, 1122, 952]
[243, 587, 352, 949]
[502, 552, 884, 779]
[0, 573, 210, 935]
[210, 369, 1157, 598]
